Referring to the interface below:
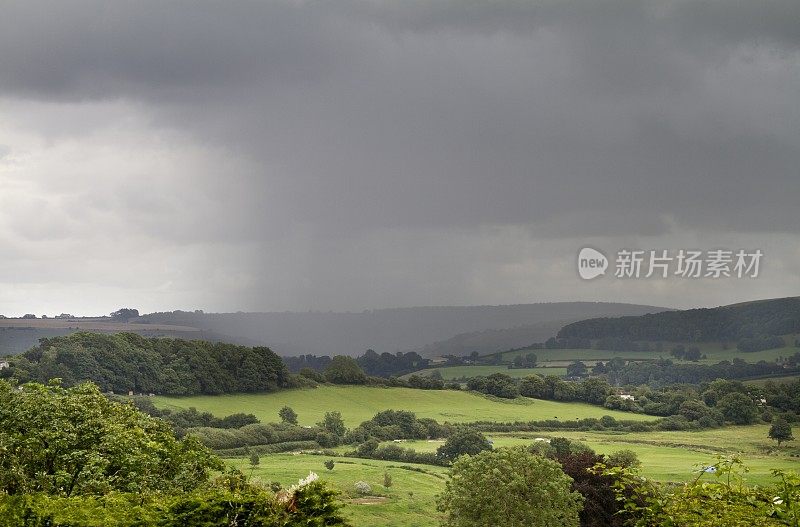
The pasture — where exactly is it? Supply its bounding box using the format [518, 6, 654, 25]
[230, 454, 448, 527]
[228, 424, 800, 527]
[385, 425, 800, 485]
[407, 365, 567, 379]
[152, 385, 655, 427]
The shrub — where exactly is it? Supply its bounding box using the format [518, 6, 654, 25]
[436, 429, 492, 461]
[353, 481, 371, 495]
[437, 447, 583, 527]
[606, 449, 641, 469]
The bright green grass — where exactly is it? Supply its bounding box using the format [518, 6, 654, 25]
[229, 454, 447, 527]
[228, 425, 800, 527]
[152, 386, 655, 427]
[407, 365, 567, 380]
[384, 425, 800, 485]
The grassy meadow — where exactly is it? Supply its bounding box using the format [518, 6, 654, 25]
[152, 385, 655, 427]
[154, 382, 800, 527]
[380, 425, 800, 485]
[407, 365, 567, 380]
[497, 338, 800, 366]
[226, 424, 800, 527]
[230, 454, 449, 527]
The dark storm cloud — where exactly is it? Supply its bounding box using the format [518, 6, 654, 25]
[1, 0, 799, 313]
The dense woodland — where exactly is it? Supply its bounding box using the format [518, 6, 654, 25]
[5, 332, 290, 395]
[558, 297, 800, 342]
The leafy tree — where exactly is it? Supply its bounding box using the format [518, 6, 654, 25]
[383, 471, 392, 488]
[437, 447, 583, 527]
[0, 379, 221, 497]
[324, 356, 367, 385]
[110, 308, 139, 321]
[279, 405, 298, 425]
[566, 361, 588, 378]
[519, 374, 546, 398]
[716, 392, 759, 425]
[249, 453, 260, 467]
[324, 459, 335, 471]
[318, 411, 347, 438]
[556, 451, 640, 527]
[10, 332, 289, 396]
[436, 429, 492, 461]
[769, 418, 794, 445]
[606, 449, 641, 469]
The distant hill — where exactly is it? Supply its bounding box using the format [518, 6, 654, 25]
[557, 296, 800, 342]
[139, 302, 668, 357]
[0, 318, 209, 356]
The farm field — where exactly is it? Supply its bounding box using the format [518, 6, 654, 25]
[493, 338, 800, 366]
[227, 424, 800, 527]
[229, 454, 448, 527]
[152, 386, 655, 427]
[407, 365, 567, 379]
[383, 425, 800, 485]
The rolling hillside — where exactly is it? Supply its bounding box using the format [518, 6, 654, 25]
[140, 302, 668, 356]
[558, 296, 800, 342]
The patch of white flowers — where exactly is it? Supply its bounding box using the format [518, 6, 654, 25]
[289, 471, 319, 493]
[278, 471, 319, 502]
[354, 481, 372, 495]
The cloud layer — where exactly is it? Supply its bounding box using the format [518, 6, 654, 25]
[1, 0, 799, 315]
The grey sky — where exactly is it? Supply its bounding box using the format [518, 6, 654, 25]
[1, 0, 799, 316]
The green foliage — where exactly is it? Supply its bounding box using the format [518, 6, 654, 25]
[279, 405, 298, 425]
[436, 447, 583, 527]
[324, 459, 335, 471]
[559, 297, 800, 341]
[0, 379, 221, 497]
[383, 471, 392, 488]
[249, 453, 260, 467]
[318, 411, 347, 438]
[436, 429, 492, 462]
[10, 332, 289, 395]
[770, 418, 794, 445]
[0, 470, 350, 527]
[717, 392, 759, 425]
[324, 356, 367, 385]
[346, 409, 452, 443]
[606, 449, 641, 469]
[603, 456, 785, 527]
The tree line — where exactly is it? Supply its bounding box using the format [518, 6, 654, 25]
[5, 332, 290, 395]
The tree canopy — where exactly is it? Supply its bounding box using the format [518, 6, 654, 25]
[8, 332, 289, 395]
[437, 447, 583, 527]
[0, 379, 221, 497]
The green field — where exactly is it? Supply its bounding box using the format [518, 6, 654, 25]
[383, 425, 800, 486]
[229, 455, 449, 527]
[408, 365, 567, 380]
[152, 386, 654, 427]
[497, 338, 800, 366]
[227, 424, 800, 527]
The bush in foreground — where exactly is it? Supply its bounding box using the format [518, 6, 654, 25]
[437, 447, 583, 527]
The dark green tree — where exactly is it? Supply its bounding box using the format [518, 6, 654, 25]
[769, 418, 794, 445]
[716, 392, 759, 425]
[436, 429, 492, 461]
[324, 355, 367, 384]
[437, 447, 582, 527]
[279, 405, 298, 425]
